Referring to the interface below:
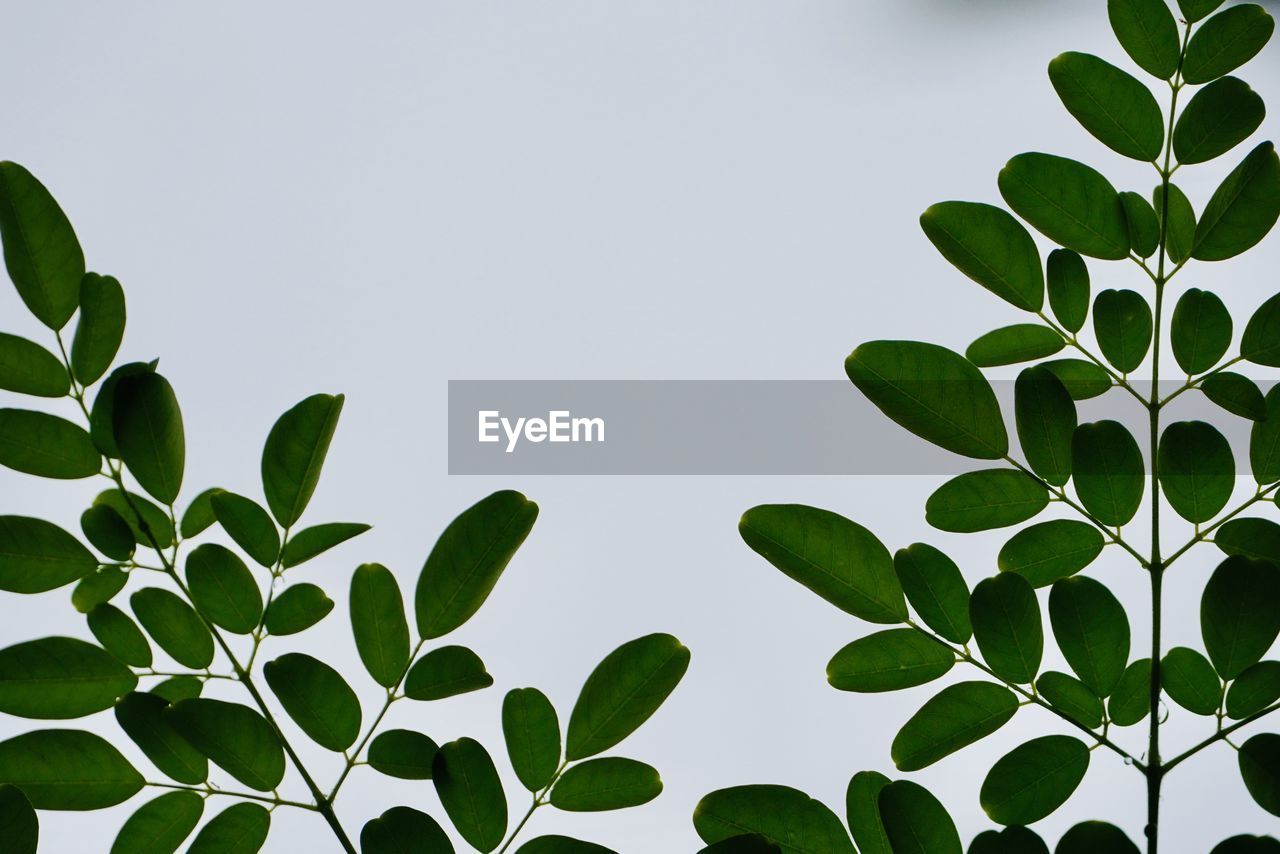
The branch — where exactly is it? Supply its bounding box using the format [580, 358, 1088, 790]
[1037, 313, 1148, 406]
[145, 780, 318, 812]
[1164, 482, 1280, 569]
[1163, 701, 1280, 774]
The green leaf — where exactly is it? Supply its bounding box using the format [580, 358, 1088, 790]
[969, 828, 1049, 854]
[433, 737, 507, 853]
[1036, 671, 1104, 729]
[566, 633, 690, 760]
[893, 543, 971, 643]
[739, 504, 906, 623]
[0, 409, 100, 479]
[1217, 518, 1280, 563]
[1179, 0, 1227, 22]
[109, 790, 202, 854]
[166, 698, 285, 791]
[0, 333, 67, 397]
[179, 488, 222, 539]
[998, 520, 1104, 588]
[1073, 420, 1145, 526]
[1240, 733, 1280, 816]
[1173, 288, 1232, 374]
[90, 362, 153, 459]
[1226, 661, 1280, 719]
[1174, 77, 1266, 165]
[1093, 289, 1152, 373]
[360, 807, 452, 854]
[1202, 556, 1280, 679]
[0, 636, 136, 718]
[1049, 576, 1130, 696]
[263, 652, 361, 752]
[131, 588, 213, 670]
[693, 785, 855, 854]
[349, 563, 410, 688]
[0, 729, 143, 809]
[1211, 836, 1280, 854]
[1203, 372, 1267, 420]
[1158, 421, 1235, 523]
[94, 488, 173, 549]
[1015, 365, 1077, 487]
[891, 681, 1019, 770]
[1194, 141, 1280, 261]
[280, 522, 370, 568]
[826, 628, 954, 693]
[210, 492, 279, 568]
[263, 583, 333, 636]
[522, 837, 617, 854]
[877, 781, 962, 854]
[1243, 293, 1280, 367]
[980, 735, 1089, 826]
[88, 604, 152, 668]
[925, 470, 1048, 533]
[1049, 52, 1163, 161]
[971, 573, 1043, 684]
[114, 691, 207, 785]
[1047, 249, 1090, 333]
[404, 645, 493, 701]
[1108, 0, 1180, 78]
[1120, 191, 1160, 257]
[0, 161, 85, 330]
[185, 543, 262, 634]
[151, 677, 202, 703]
[187, 803, 271, 854]
[70, 273, 126, 385]
[0, 784, 37, 854]
[1183, 4, 1275, 84]
[503, 687, 561, 791]
[113, 372, 184, 504]
[847, 340, 1011, 463]
[918, 201, 1044, 311]
[1155, 182, 1198, 263]
[966, 325, 1064, 368]
[261, 393, 344, 528]
[416, 490, 539, 638]
[845, 771, 891, 854]
[550, 757, 662, 811]
[999, 152, 1129, 259]
[1057, 822, 1140, 854]
[81, 505, 134, 561]
[72, 566, 127, 613]
[0, 515, 96, 594]
[1162, 646, 1222, 715]
[1108, 658, 1153, 726]
[368, 729, 439, 780]
[1041, 359, 1112, 400]
[1253, 387, 1280, 483]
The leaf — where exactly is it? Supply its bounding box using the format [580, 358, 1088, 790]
[1193, 142, 1280, 262]
[0, 636, 136, 719]
[1174, 77, 1266, 165]
[179, 488, 222, 539]
[1041, 359, 1112, 400]
[827, 629, 954, 693]
[1240, 733, 1280, 816]
[433, 738, 508, 853]
[263, 583, 333, 636]
[72, 566, 127, 613]
[70, 273, 126, 385]
[90, 362, 153, 459]
[1057, 822, 1140, 854]
[1202, 556, 1280, 679]
[185, 543, 262, 634]
[405, 645, 493, 701]
[877, 781, 962, 854]
[109, 790, 203, 854]
[971, 573, 1043, 684]
[891, 681, 1019, 771]
[0, 409, 100, 479]
[966, 325, 1064, 368]
[925, 470, 1048, 533]
[1183, 4, 1275, 84]
[1049, 576, 1130, 696]
[998, 152, 1129, 259]
[693, 785, 855, 854]
[1073, 420, 1145, 526]
[114, 691, 207, 785]
[263, 652, 361, 752]
[166, 698, 285, 791]
[980, 736, 1089, 825]
[1120, 191, 1160, 258]
[1109, 658, 1153, 726]
[503, 687, 561, 791]
[845, 340, 1008, 459]
[210, 492, 279, 568]
[566, 633, 690, 760]
[1179, 0, 1227, 22]
[1046, 249, 1090, 333]
[998, 520, 1104, 588]
[1036, 671, 1104, 729]
[360, 807, 452, 854]
[893, 543, 971, 643]
[0, 515, 96, 594]
[368, 729, 439, 780]
[1253, 387, 1280, 483]
[88, 603, 152, 667]
[1211, 836, 1280, 854]
[918, 201, 1044, 311]
[969, 828, 1049, 854]
[416, 490, 539, 638]
[1203, 372, 1267, 421]
[0, 161, 85, 330]
[131, 588, 214, 670]
[1155, 182, 1198, 263]
[280, 522, 370, 568]
[845, 771, 891, 854]
[0, 332, 68, 397]
[1049, 52, 1164, 161]
[1015, 365, 1077, 487]
[550, 757, 662, 811]
[261, 393, 344, 527]
[349, 563, 410, 687]
[1093, 289, 1152, 373]
[151, 677, 202, 703]
[1108, 0, 1180, 78]
[0, 729, 143, 809]
[1217, 518, 1280, 563]
[1226, 661, 1280, 719]
[522, 837, 617, 854]
[94, 488, 173, 549]
[739, 504, 905, 623]
[1173, 288, 1232, 374]
[0, 784, 37, 854]
[187, 803, 271, 854]
[1162, 646, 1222, 715]
[1243, 293, 1280, 367]
[113, 372, 185, 504]
[81, 505, 135, 561]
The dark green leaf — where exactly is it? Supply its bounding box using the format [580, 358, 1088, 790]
[349, 563, 410, 688]
[0, 161, 85, 330]
[693, 785, 855, 854]
[1109, 659, 1153, 726]
[187, 803, 271, 854]
[88, 604, 152, 667]
[1159, 421, 1235, 523]
[1057, 822, 1140, 854]
[999, 152, 1129, 259]
[1155, 182, 1197, 263]
[919, 201, 1044, 311]
[405, 645, 492, 701]
[550, 757, 662, 811]
[166, 698, 284, 791]
[971, 573, 1043, 684]
[81, 505, 134, 561]
[0, 409, 100, 479]
[0, 784, 37, 854]
[72, 566, 127, 613]
[114, 691, 207, 785]
[0, 333, 67, 397]
[210, 492, 279, 568]
[1093, 289, 1152, 373]
[263, 652, 361, 751]
[0, 516, 96, 594]
[1049, 52, 1163, 161]
[503, 687, 561, 791]
[1120, 191, 1160, 257]
[522, 837, 617, 854]
[969, 828, 1049, 854]
[877, 781, 962, 854]
[150, 677, 202, 703]
[263, 583, 333, 636]
[1073, 420, 1145, 526]
[827, 628, 954, 693]
[179, 488, 222, 539]
[70, 273, 125, 385]
[1243, 293, 1280, 367]
[1162, 646, 1222, 715]
[1226, 661, 1280, 719]
[1108, 0, 1180, 78]
[433, 737, 507, 852]
[1183, 4, 1275, 84]
[980, 736, 1089, 825]
[845, 771, 891, 854]
[108, 790, 202, 854]
[131, 588, 213, 670]
[1173, 289, 1232, 374]
[1194, 142, 1280, 261]
[360, 807, 452, 854]
[89, 362, 152, 459]
[1217, 518, 1280, 563]
[1174, 77, 1266, 165]
[1015, 365, 1077, 487]
[1047, 249, 1089, 333]
[261, 393, 343, 528]
[926, 470, 1049, 533]
[0, 636, 136, 718]
[1212, 836, 1280, 854]
[0, 729, 143, 809]
[280, 522, 370, 568]
[967, 325, 1064, 368]
[1253, 387, 1280, 483]
[113, 372, 184, 504]
[1240, 733, 1280, 816]
[1036, 671, 1104, 729]
[1202, 556, 1280, 679]
[185, 543, 262, 634]
[368, 729, 439, 780]
[998, 520, 1104, 588]
[1203, 372, 1266, 420]
[1041, 359, 1112, 400]
[1049, 576, 1130, 696]
[1179, 0, 1227, 22]
[94, 488, 173, 549]
[893, 543, 971, 643]
[892, 681, 1019, 771]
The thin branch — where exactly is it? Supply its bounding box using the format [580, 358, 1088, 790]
[1164, 482, 1280, 569]
[145, 781, 319, 812]
[1163, 701, 1280, 774]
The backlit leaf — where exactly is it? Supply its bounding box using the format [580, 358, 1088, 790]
[1226, 661, 1280, 719]
[114, 691, 207, 785]
[94, 488, 173, 549]
[0, 729, 143, 809]
[1201, 556, 1280, 679]
[433, 738, 507, 853]
[1173, 289, 1232, 374]
[178, 487, 222, 539]
[210, 492, 279, 568]
[405, 645, 493, 701]
[826, 628, 954, 693]
[966, 325, 1063, 368]
[0, 784, 37, 854]
[0, 516, 96, 594]
[1057, 822, 1140, 853]
[971, 573, 1043, 684]
[263, 583, 333, 636]
[1174, 77, 1266, 165]
[108, 790, 202, 854]
[1041, 359, 1112, 400]
[503, 688, 561, 791]
[919, 201, 1044, 311]
[893, 543, 971, 643]
[1036, 671, 1104, 729]
[1108, 658, 1153, 726]
[0, 161, 85, 330]
[1049, 52, 1163, 160]
[368, 729, 439, 780]
[80, 504, 134, 561]
[185, 543, 262, 634]
[1162, 646, 1222, 715]
[131, 588, 213, 670]
[1073, 420, 1145, 526]
[349, 563, 410, 688]
[187, 803, 270, 854]
[998, 520, 1104, 588]
[1155, 182, 1197, 263]
[693, 785, 855, 854]
[0, 636, 136, 718]
[980, 736, 1089, 825]
[261, 393, 343, 528]
[550, 757, 662, 812]
[925, 470, 1048, 533]
[0, 333, 67, 397]
[1240, 734, 1280, 816]
[1183, 4, 1275, 84]
[166, 699, 285, 791]
[1120, 191, 1160, 257]
[1108, 0, 1180, 78]
[71, 566, 126, 613]
[1047, 249, 1089, 333]
[1093, 289, 1152, 373]
[845, 771, 891, 854]
[1243, 293, 1280, 367]
[0, 409, 100, 479]
[1202, 372, 1266, 421]
[70, 273, 125, 385]
[1217, 518, 1280, 564]
[280, 522, 370, 568]
[1193, 142, 1280, 262]
[112, 372, 184, 504]
[360, 807, 452, 854]
[1015, 365, 1076, 487]
[1049, 576, 1130, 696]
[87, 604, 152, 668]
[891, 681, 1018, 770]
[999, 152, 1129, 259]
[1159, 421, 1235, 524]
[877, 781, 962, 854]
[263, 652, 361, 752]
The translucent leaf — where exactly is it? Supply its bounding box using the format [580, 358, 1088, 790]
[263, 583, 333, 636]
[361, 807, 452, 854]
[89, 362, 154, 460]
[966, 325, 1064, 368]
[0, 332, 68, 397]
[0, 161, 85, 330]
[432, 738, 508, 852]
[1202, 372, 1266, 421]
[185, 544, 263, 634]
[1057, 822, 1140, 853]
[1049, 52, 1163, 160]
[263, 652, 362, 752]
[404, 645, 493, 701]
[503, 687, 561, 792]
[1172, 288, 1232, 374]
[112, 371, 185, 504]
[971, 574, 1043, 684]
[1049, 576, 1130, 697]
[80, 505, 134, 561]
[550, 757, 662, 812]
[1036, 671, 1104, 729]
[187, 803, 271, 854]
[131, 588, 213, 670]
[1216, 518, 1280, 563]
[70, 273, 125, 385]
[1162, 646, 1222, 715]
[1174, 77, 1266, 165]
[87, 604, 152, 668]
[1159, 421, 1235, 524]
[926, 470, 1048, 533]
[1226, 661, 1280, 719]
[1015, 366, 1077, 487]
[877, 781, 962, 854]
[980, 735, 1089, 825]
[1183, 4, 1275, 84]
[826, 629, 954, 693]
[1193, 142, 1280, 262]
[1108, 658, 1153, 726]
[893, 543, 971, 643]
[0, 516, 96, 594]
[1108, 0, 1180, 79]
[1240, 733, 1280, 817]
[279, 522, 370, 568]
[0, 409, 100, 479]
[210, 492, 279, 568]
[998, 520, 1103, 588]
[1178, 0, 1227, 22]
[151, 677, 201, 703]
[0, 729, 143, 809]
[349, 563, 410, 688]
[261, 393, 343, 528]
[368, 729, 439, 780]
[891, 681, 1018, 771]
[0, 636, 136, 719]
[0, 784, 37, 854]
[1047, 249, 1090, 333]
[999, 153, 1129, 260]
[114, 691, 207, 785]
[178, 487, 222, 539]
[693, 785, 855, 854]
[165, 698, 285, 792]
[1201, 556, 1280, 679]
[1093, 289, 1152, 373]
[845, 771, 891, 854]
[1120, 191, 1160, 257]
[108, 790, 202, 854]
[71, 566, 127, 613]
[1155, 182, 1197, 263]
[94, 488, 173, 549]
[918, 201, 1044, 311]
[1242, 293, 1280, 367]
[1041, 359, 1112, 400]
[1073, 420, 1145, 526]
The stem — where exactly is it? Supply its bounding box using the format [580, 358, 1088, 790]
[145, 781, 319, 812]
[1163, 482, 1280, 568]
[1163, 700, 1280, 773]
[496, 762, 569, 854]
[1038, 312, 1147, 405]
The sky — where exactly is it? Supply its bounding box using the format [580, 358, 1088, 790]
[2, 1, 1279, 851]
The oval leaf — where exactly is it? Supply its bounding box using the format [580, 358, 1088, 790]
[893, 543, 971, 643]
[971, 573, 1043, 684]
[980, 735, 1089, 825]
[827, 628, 954, 693]
[0, 333, 68, 397]
[433, 738, 507, 853]
[131, 588, 213, 670]
[0, 409, 100, 479]
[1202, 556, 1280, 679]
[368, 729, 439, 780]
[0, 784, 37, 854]
[264, 583, 333, 636]
[404, 645, 493, 701]
[263, 652, 362, 752]
[550, 757, 662, 812]
[1194, 141, 1280, 262]
[925, 470, 1049, 533]
[114, 691, 208, 785]
[1227, 661, 1280, 719]
[1183, 4, 1275, 84]
[1037, 671, 1104, 729]
[210, 492, 279, 568]
[1162, 646, 1222, 715]
[693, 785, 855, 854]
[1073, 420, 1145, 526]
[1240, 733, 1280, 817]
[998, 520, 1104, 588]
[1015, 365, 1077, 487]
[109, 790, 202, 854]
[165, 698, 285, 792]
[877, 781, 962, 854]
[112, 372, 184, 504]
[1049, 576, 1130, 696]
[0, 161, 85, 330]
[919, 201, 1044, 311]
[188, 803, 271, 854]
[1109, 659, 1153, 726]
[1049, 52, 1164, 160]
[1093, 289, 1152, 374]
[1047, 249, 1090, 333]
[967, 324, 1064, 368]
[0, 729, 143, 809]
[280, 522, 370, 568]
[349, 563, 410, 688]
[70, 273, 126, 385]
[360, 807, 452, 854]
[999, 153, 1129, 259]
[503, 687, 561, 792]
[1174, 77, 1266, 165]
[1109, 0, 1180, 78]
[0, 636, 136, 719]
[261, 393, 343, 528]
[87, 604, 152, 668]
[891, 681, 1019, 771]
[185, 543, 263, 634]
[1173, 288, 1232, 374]
[0, 516, 96, 594]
